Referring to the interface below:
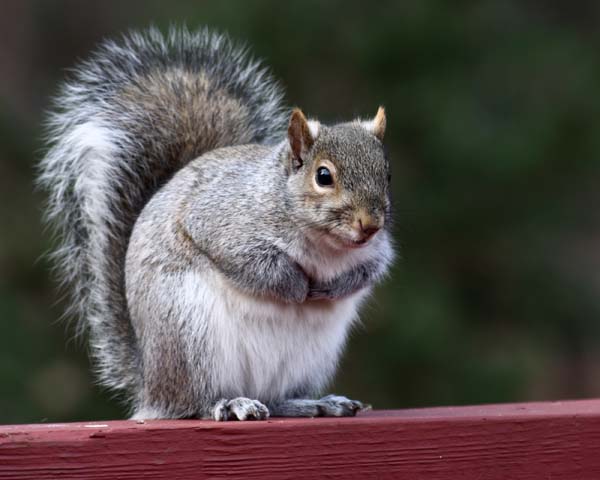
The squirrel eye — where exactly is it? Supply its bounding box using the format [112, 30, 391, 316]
[316, 166, 334, 187]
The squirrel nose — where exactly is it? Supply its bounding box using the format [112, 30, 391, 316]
[356, 216, 382, 241]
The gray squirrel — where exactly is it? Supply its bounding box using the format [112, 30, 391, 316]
[39, 27, 394, 420]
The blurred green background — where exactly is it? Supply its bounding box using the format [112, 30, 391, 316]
[2, 0, 600, 424]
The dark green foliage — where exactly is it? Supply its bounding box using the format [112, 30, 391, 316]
[1, 0, 600, 422]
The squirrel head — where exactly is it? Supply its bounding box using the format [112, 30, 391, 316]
[285, 107, 390, 251]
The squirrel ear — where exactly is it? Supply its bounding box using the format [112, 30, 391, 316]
[288, 108, 316, 166]
[363, 106, 386, 141]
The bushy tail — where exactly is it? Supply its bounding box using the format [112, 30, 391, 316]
[39, 27, 286, 401]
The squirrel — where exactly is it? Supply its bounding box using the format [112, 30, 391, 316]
[39, 27, 394, 421]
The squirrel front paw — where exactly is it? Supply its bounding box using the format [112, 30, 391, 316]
[213, 397, 270, 421]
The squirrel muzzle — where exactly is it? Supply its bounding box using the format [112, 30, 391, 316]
[351, 209, 384, 245]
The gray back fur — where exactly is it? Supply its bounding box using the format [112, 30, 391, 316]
[38, 26, 286, 400]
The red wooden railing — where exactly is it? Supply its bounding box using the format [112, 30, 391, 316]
[2, 399, 600, 479]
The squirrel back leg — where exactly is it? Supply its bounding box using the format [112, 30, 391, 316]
[268, 395, 370, 418]
[212, 397, 270, 421]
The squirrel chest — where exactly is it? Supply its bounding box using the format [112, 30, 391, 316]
[181, 269, 369, 402]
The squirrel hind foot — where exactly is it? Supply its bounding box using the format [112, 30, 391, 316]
[318, 394, 371, 416]
[212, 397, 270, 421]
[269, 395, 370, 418]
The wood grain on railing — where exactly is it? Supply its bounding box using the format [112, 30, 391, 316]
[2, 399, 600, 479]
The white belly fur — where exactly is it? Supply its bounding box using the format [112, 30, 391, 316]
[181, 270, 368, 402]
